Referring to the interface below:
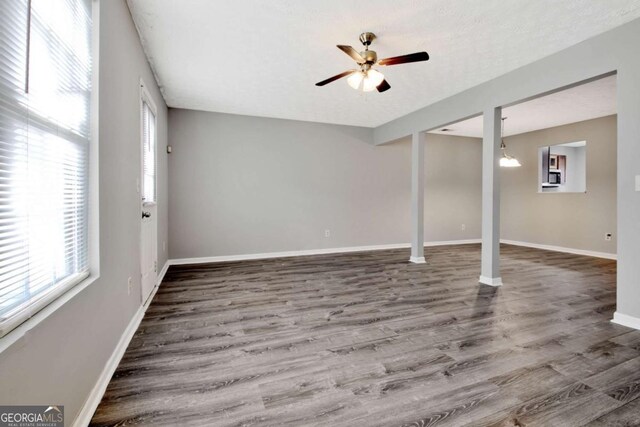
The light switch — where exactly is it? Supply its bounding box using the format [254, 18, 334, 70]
[636, 175, 640, 192]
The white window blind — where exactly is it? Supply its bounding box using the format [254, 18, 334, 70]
[142, 98, 156, 204]
[0, 0, 92, 336]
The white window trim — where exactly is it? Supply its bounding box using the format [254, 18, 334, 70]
[0, 0, 101, 351]
[140, 78, 158, 207]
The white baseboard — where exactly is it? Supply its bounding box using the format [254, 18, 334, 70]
[73, 260, 169, 427]
[612, 312, 640, 330]
[500, 239, 616, 260]
[409, 256, 427, 264]
[169, 239, 482, 266]
[479, 275, 503, 286]
[73, 306, 144, 427]
[170, 243, 408, 265]
[157, 260, 169, 285]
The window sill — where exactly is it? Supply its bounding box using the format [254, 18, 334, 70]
[0, 272, 99, 354]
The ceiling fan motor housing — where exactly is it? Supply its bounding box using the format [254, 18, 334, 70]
[360, 50, 377, 64]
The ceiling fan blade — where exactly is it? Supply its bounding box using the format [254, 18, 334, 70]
[337, 45, 365, 64]
[378, 51, 429, 66]
[315, 70, 357, 86]
[376, 79, 391, 92]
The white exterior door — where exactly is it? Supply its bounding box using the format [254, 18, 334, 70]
[141, 204, 157, 304]
[140, 82, 158, 304]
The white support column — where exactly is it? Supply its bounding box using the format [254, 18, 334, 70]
[479, 107, 502, 286]
[612, 66, 640, 330]
[410, 131, 426, 264]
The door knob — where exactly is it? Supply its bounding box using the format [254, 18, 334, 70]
[142, 211, 151, 218]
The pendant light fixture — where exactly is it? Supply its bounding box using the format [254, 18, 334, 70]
[499, 117, 521, 168]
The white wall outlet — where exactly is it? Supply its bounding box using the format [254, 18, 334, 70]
[605, 233, 612, 241]
[635, 175, 640, 192]
[324, 229, 330, 238]
[127, 277, 132, 295]
[461, 224, 466, 231]
[135, 178, 140, 194]
[162, 241, 166, 253]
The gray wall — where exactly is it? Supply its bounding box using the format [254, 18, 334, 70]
[168, 109, 482, 260]
[425, 133, 482, 242]
[501, 116, 616, 254]
[168, 108, 617, 261]
[0, 0, 169, 424]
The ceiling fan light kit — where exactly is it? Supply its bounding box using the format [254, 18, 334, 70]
[347, 72, 364, 89]
[316, 32, 429, 93]
[348, 69, 385, 91]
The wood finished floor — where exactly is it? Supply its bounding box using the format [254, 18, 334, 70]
[90, 244, 640, 427]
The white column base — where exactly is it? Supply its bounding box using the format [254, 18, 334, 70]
[409, 256, 426, 264]
[479, 275, 502, 286]
[612, 312, 640, 330]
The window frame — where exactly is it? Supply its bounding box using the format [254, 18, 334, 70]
[0, 0, 99, 347]
[140, 79, 158, 207]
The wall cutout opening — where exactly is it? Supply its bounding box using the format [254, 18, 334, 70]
[539, 141, 586, 193]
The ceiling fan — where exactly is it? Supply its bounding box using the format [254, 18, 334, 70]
[315, 32, 429, 93]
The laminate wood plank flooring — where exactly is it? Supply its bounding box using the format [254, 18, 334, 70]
[90, 244, 640, 426]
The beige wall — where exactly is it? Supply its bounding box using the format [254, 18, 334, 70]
[501, 115, 617, 254]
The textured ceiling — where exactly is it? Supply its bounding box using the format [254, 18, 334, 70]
[127, 0, 640, 128]
[430, 75, 616, 138]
